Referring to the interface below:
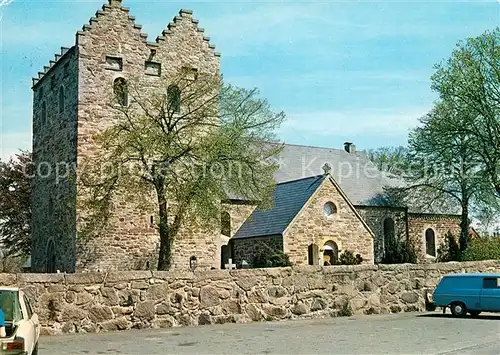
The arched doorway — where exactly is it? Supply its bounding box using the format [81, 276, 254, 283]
[308, 244, 319, 265]
[46, 239, 56, 273]
[323, 241, 339, 265]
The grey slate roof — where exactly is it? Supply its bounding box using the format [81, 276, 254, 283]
[274, 144, 401, 207]
[232, 175, 326, 239]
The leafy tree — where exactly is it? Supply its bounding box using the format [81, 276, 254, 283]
[364, 146, 410, 176]
[79, 70, 285, 270]
[406, 101, 492, 251]
[0, 151, 32, 257]
[431, 28, 500, 197]
[436, 231, 461, 262]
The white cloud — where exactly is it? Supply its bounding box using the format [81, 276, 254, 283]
[0, 0, 14, 8]
[0, 132, 31, 161]
[280, 107, 430, 138]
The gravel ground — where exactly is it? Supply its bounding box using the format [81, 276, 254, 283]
[39, 312, 500, 354]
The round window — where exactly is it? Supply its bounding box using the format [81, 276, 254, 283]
[323, 202, 337, 217]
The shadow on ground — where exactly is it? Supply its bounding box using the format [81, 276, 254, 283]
[417, 313, 500, 321]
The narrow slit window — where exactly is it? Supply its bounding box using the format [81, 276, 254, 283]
[59, 86, 65, 114]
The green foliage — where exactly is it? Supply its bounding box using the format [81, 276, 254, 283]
[252, 248, 292, 268]
[0, 151, 32, 257]
[0, 255, 26, 273]
[364, 146, 410, 177]
[461, 237, 500, 261]
[431, 28, 500, 197]
[402, 28, 500, 250]
[81, 71, 285, 270]
[437, 231, 461, 262]
[337, 250, 363, 265]
[338, 300, 353, 317]
[382, 238, 418, 264]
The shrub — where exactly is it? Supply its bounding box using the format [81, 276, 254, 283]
[437, 231, 461, 262]
[336, 250, 363, 265]
[461, 237, 500, 261]
[338, 300, 353, 317]
[252, 249, 292, 268]
[382, 238, 418, 264]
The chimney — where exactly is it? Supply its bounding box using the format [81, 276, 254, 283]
[344, 142, 356, 153]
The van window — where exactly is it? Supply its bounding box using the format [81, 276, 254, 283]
[483, 277, 500, 289]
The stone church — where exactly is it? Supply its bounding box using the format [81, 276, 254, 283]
[30, 0, 461, 273]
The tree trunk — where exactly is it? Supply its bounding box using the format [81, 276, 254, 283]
[154, 174, 173, 271]
[156, 198, 172, 271]
[459, 199, 469, 252]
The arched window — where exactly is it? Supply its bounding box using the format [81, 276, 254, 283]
[46, 240, 56, 273]
[323, 240, 339, 265]
[167, 84, 181, 113]
[383, 217, 395, 253]
[58, 86, 65, 114]
[113, 78, 128, 106]
[221, 211, 231, 237]
[41, 101, 47, 124]
[425, 228, 436, 257]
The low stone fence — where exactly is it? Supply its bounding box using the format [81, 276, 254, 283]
[4, 260, 499, 335]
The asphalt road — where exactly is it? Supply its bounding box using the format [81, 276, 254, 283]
[40, 312, 500, 354]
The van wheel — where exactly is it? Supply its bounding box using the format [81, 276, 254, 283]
[450, 302, 467, 317]
[469, 311, 481, 317]
[32, 342, 38, 355]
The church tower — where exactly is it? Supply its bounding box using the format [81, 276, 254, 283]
[31, 0, 220, 272]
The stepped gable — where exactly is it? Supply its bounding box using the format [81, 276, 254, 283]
[32, 1, 221, 88]
[32, 46, 73, 88]
[157, 8, 221, 58]
[32, 0, 147, 88]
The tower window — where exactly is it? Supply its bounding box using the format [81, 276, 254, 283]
[106, 56, 123, 71]
[182, 67, 198, 81]
[41, 101, 47, 125]
[59, 86, 65, 114]
[113, 78, 128, 106]
[145, 61, 161, 76]
[167, 85, 181, 113]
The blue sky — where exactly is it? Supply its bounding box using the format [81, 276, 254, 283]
[1, 0, 499, 160]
